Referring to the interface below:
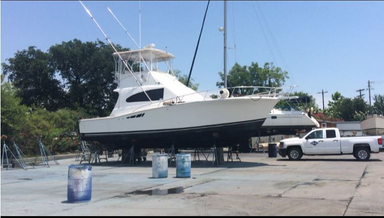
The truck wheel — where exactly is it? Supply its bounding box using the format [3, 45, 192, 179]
[288, 147, 302, 160]
[354, 147, 370, 161]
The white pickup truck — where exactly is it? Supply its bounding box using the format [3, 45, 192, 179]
[278, 128, 383, 161]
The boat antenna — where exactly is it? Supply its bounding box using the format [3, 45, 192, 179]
[186, 0, 210, 87]
[107, 6, 152, 74]
[79, 1, 152, 103]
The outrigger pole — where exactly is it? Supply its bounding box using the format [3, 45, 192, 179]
[79, 1, 152, 103]
[107, 7, 140, 50]
[106, 7, 152, 74]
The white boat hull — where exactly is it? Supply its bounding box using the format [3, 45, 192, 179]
[260, 109, 319, 135]
[79, 96, 279, 148]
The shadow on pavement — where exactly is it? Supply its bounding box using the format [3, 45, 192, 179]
[276, 158, 382, 162]
[82, 160, 279, 168]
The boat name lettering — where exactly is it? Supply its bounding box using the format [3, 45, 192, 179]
[126, 113, 145, 119]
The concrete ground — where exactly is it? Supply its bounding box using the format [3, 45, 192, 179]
[1, 151, 384, 216]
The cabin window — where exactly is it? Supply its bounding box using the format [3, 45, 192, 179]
[326, 130, 336, 138]
[126, 88, 164, 103]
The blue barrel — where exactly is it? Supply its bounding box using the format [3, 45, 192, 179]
[268, 143, 277, 158]
[152, 154, 168, 178]
[176, 153, 191, 178]
[67, 165, 92, 203]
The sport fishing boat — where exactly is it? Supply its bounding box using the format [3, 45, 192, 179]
[79, 45, 286, 149]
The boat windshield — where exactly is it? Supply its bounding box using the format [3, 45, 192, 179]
[113, 47, 175, 77]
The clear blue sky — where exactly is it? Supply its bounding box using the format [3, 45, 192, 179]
[2, 1, 384, 108]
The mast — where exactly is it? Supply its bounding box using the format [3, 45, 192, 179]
[186, 0, 210, 87]
[224, 0, 228, 88]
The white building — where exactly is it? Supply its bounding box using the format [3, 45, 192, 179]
[361, 114, 384, 136]
[336, 121, 363, 137]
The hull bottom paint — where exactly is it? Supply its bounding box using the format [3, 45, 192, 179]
[81, 118, 266, 150]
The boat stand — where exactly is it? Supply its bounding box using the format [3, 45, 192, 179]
[167, 144, 176, 166]
[193, 148, 204, 161]
[95, 150, 108, 163]
[77, 141, 90, 161]
[79, 141, 93, 164]
[2, 142, 23, 170]
[202, 144, 219, 166]
[87, 150, 102, 164]
[254, 134, 265, 153]
[78, 141, 107, 165]
[37, 138, 59, 167]
[75, 148, 81, 161]
[120, 145, 135, 166]
[227, 145, 241, 162]
[75, 142, 83, 161]
[12, 141, 35, 169]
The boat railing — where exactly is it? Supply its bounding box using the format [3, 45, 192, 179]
[131, 86, 289, 113]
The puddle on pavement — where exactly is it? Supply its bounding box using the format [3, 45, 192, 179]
[300, 182, 313, 186]
[18, 178, 33, 180]
[126, 187, 184, 196]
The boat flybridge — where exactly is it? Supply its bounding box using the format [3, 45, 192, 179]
[79, 45, 288, 150]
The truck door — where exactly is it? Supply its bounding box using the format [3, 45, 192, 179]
[323, 129, 341, 154]
[303, 129, 326, 154]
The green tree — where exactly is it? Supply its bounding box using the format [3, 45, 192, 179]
[49, 39, 121, 116]
[216, 62, 289, 88]
[1, 78, 28, 138]
[325, 91, 344, 118]
[217, 63, 249, 87]
[372, 94, 384, 114]
[2, 46, 65, 111]
[173, 69, 199, 91]
[336, 97, 368, 121]
[276, 91, 318, 112]
[6, 106, 86, 156]
[338, 98, 354, 121]
[353, 97, 368, 115]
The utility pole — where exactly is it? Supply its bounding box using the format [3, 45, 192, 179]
[368, 80, 372, 106]
[317, 90, 328, 111]
[356, 89, 365, 98]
